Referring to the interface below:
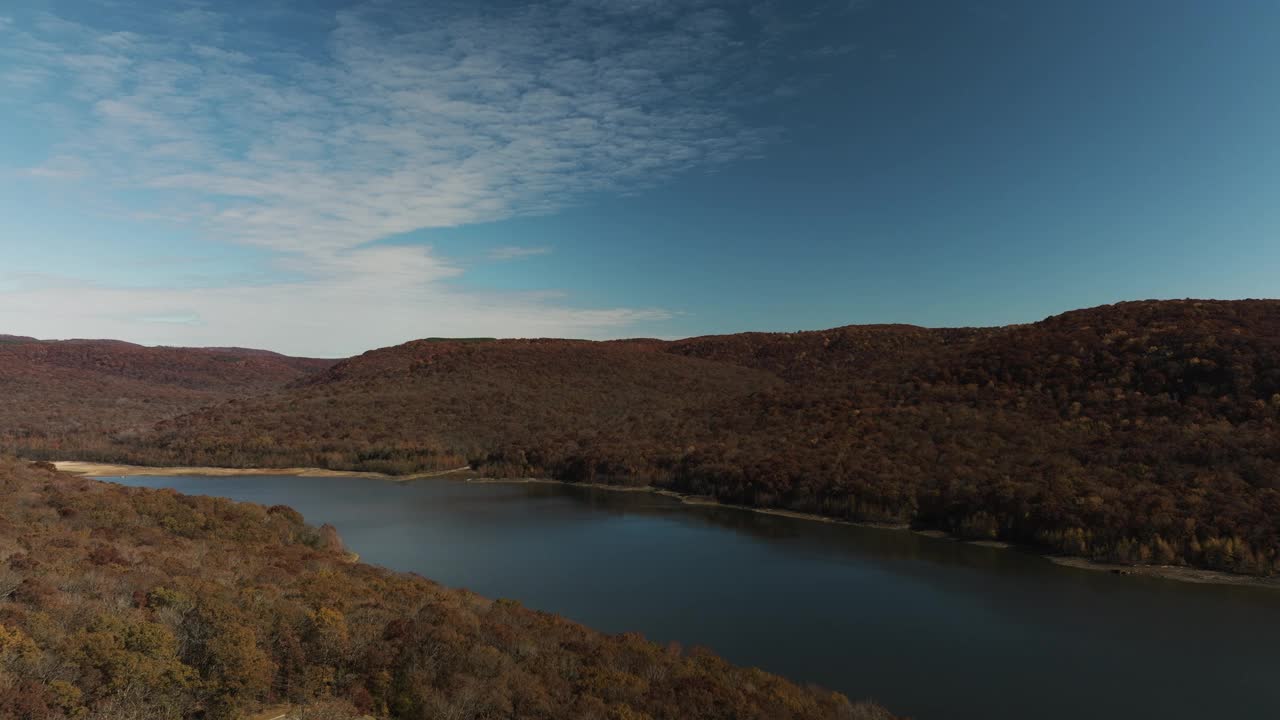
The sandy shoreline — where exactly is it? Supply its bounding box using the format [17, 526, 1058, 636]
[52, 461, 1280, 591]
[1045, 556, 1280, 589]
[53, 461, 472, 482]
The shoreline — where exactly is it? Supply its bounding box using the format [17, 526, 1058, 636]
[463, 478, 1280, 590]
[465, 476, 912, 530]
[52, 461, 1280, 591]
[1044, 556, 1280, 589]
[52, 460, 472, 482]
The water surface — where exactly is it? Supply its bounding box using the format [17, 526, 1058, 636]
[107, 474, 1280, 720]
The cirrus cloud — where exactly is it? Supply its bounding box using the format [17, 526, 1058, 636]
[6, 1, 772, 254]
[0, 0, 811, 353]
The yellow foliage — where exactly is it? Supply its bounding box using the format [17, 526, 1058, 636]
[0, 623, 39, 666]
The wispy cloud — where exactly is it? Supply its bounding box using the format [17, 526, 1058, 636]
[136, 313, 204, 326]
[0, 271, 672, 356]
[0, 1, 817, 352]
[21, 156, 91, 180]
[5, 1, 771, 256]
[488, 246, 552, 261]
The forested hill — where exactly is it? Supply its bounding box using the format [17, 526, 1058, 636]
[0, 339, 335, 458]
[0, 457, 885, 719]
[0, 337, 332, 389]
[667, 323, 989, 381]
[15, 299, 1280, 576]
[142, 340, 786, 474]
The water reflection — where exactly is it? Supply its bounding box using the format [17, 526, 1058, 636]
[106, 474, 1280, 720]
[555, 482, 1280, 609]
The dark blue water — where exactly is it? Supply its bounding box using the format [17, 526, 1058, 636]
[107, 474, 1280, 720]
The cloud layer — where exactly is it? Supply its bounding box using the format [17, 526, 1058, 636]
[0, 0, 802, 353]
[0, 274, 670, 357]
[7, 1, 769, 252]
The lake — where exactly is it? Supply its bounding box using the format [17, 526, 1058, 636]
[106, 474, 1280, 720]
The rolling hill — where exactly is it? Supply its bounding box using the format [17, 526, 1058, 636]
[140, 338, 785, 475]
[0, 338, 335, 459]
[8, 299, 1280, 576]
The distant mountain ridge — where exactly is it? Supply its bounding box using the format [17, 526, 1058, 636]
[4, 299, 1279, 576]
[0, 338, 336, 456]
[0, 337, 333, 389]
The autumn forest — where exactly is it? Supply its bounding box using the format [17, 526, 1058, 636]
[0, 458, 888, 719]
[6, 300, 1278, 577]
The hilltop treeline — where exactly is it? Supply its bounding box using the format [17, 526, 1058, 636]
[0, 339, 333, 459]
[9, 300, 1280, 576]
[0, 458, 885, 720]
[98, 341, 785, 476]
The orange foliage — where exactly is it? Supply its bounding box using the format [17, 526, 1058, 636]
[0, 458, 886, 720]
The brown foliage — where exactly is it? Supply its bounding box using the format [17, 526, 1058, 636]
[0, 338, 333, 462]
[0, 457, 878, 719]
[134, 302, 1280, 573]
[8, 299, 1280, 575]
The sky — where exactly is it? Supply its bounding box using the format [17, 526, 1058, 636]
[2, 0, 1278, 357]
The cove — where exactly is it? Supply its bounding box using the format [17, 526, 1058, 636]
[105, 474, 1280, 720]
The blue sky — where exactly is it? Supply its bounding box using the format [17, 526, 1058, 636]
[2, 0, 1278, 356]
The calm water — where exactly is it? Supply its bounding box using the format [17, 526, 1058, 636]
[107, 475, 1280, 720]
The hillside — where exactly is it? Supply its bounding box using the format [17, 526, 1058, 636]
[25, 299, 1280, 576]
[667, 324, 989, 382]
[0, 457, 886, 720]
[0, 339, 335, 459]
[139, 339, 784, 475]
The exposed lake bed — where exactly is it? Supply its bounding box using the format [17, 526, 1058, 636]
[96, 472, 1280, 720]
